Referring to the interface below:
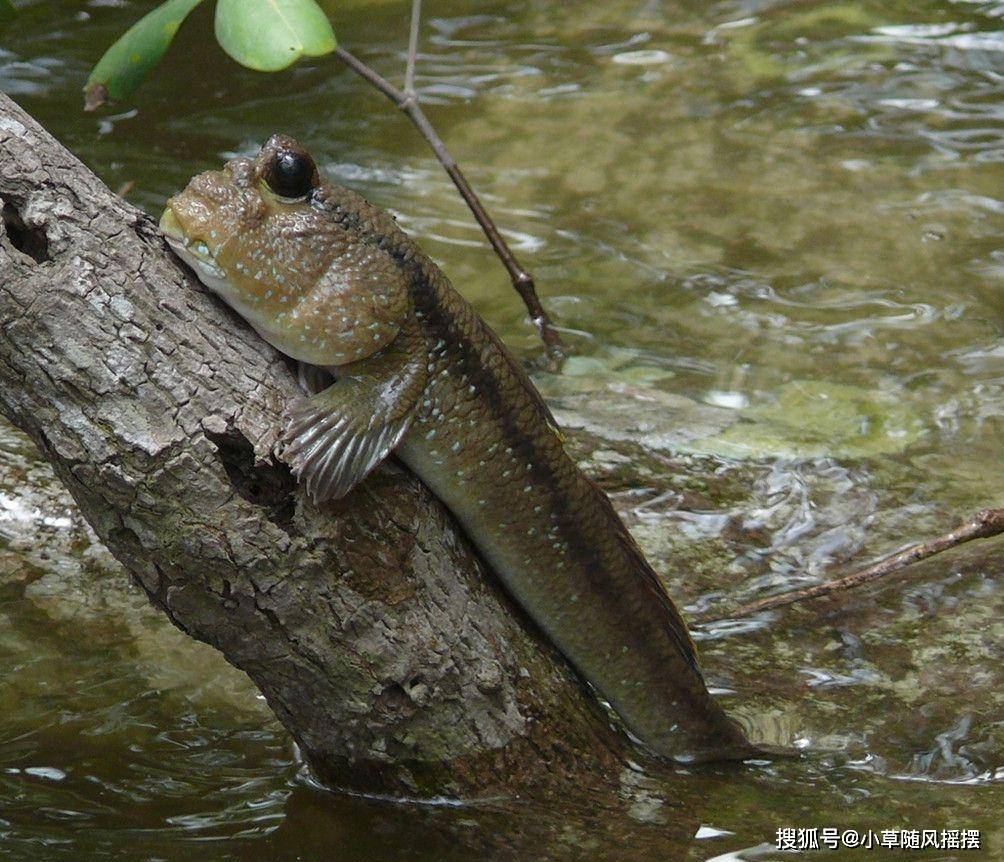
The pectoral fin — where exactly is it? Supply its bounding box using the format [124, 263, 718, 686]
[296, 361, 332, 395]
[280, 337, 428, 503]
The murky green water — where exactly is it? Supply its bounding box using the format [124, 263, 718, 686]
[2, 0, 1002, 858]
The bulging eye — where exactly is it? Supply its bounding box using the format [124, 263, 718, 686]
[264, 149, 318, 199]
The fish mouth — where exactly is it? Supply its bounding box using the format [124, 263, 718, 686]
[158, 206, 226, 280]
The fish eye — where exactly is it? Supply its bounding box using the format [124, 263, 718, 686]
[264, 149, 318, 199]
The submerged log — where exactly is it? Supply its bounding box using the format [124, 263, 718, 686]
[0, 93, 629, 797]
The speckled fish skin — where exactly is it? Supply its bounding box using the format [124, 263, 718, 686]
[160, 135, 756, 762]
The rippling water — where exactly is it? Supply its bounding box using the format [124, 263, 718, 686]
[1, 0, 1002, 858]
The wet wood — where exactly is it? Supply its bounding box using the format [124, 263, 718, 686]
[698, 507, 1004, 622]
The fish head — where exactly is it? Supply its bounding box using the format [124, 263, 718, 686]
[160, 134, 408, 366]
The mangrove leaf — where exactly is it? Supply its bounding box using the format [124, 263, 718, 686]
[214, 0, 337, 72]
[84, 0, 205, 110]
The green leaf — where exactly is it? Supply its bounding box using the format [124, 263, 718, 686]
[214, 0, 337, 73]
[0, 0, 16, 24]
[84, 0, 205, 110]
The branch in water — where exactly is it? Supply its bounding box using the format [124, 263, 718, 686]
[696, 507, 1004, 623]
[334, 39, 566, 366]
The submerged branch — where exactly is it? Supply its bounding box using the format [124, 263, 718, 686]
[334, 43, 566, 366]
[697, 506, 1004, 622]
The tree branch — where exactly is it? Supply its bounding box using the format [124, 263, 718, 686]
[334, 45, 566, 366]
[404, 0, 422, 98]
[0, 93, 622, 799]
[696, 506, 1004, 622]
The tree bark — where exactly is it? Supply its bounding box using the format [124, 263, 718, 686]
[0, 93, 627, 798]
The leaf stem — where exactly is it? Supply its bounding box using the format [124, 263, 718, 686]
[334, 46, 566, 365]
[404, 0, 421, 97]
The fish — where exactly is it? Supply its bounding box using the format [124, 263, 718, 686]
[159, 134, 759, 763]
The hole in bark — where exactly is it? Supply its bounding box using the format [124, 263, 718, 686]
[206, 428, 297, 531]
[2, 200, 51, 263]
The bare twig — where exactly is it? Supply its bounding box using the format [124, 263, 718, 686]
[334, 43, 566, 366]
[696, 506, 1004, 623]
[404, 0, 422, 97]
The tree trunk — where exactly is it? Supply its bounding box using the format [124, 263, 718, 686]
[0, 93, 629, 798]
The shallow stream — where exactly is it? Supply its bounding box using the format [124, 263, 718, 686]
[1, 0, 1002, 858]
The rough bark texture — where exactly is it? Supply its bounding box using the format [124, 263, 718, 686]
[0, 94, 628, 797]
